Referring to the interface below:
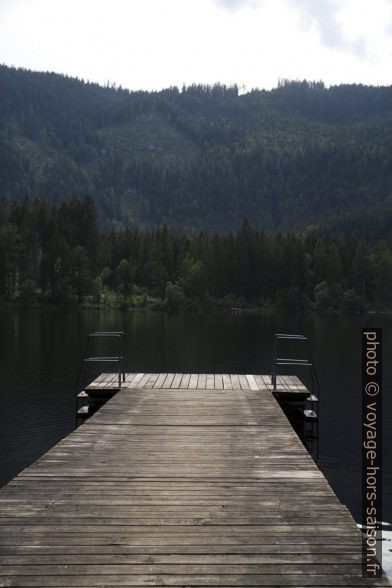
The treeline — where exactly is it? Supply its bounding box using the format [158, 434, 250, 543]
[1, 197, 392, 313]
[2, 65, 392, 231]
[307, 206, 392, 248]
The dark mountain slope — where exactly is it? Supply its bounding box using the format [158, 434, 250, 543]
[1, 65, 392, 230]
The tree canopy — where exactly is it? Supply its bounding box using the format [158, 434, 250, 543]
[1, 66, 392, 231]
[1, 197, 391, 313]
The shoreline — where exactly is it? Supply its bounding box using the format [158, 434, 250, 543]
[1, 300, 391, 316]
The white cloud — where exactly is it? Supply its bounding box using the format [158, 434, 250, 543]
[212, 0, 262, 10]
[0, 0, 391, 91]
[289, 0, 366, 55]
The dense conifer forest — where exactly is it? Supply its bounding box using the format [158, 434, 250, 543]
[1, 197, 392, 313]
[1, 66, 392, 312]
[1, 65, 392, 232]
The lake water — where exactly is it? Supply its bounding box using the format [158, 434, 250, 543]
[0, 307, 391, 525]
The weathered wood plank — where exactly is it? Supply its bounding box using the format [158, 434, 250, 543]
[153, 373, 166, 388]
[170, 373, 182, 389]
[222, 374, 232, 389]
[189, 373, 198, 388]
[123, 373, 137, 385]
[206, 374, 215, 390]
[128, 372, 145, 387]
[0, 573, 385, 586]
[197, 373, 207, 389]
[86, 372, 107, 388]
[230, 374, 241, 389]
[134, 373, 151, 389]
[0, 375, 388, 587]
[145, 373, 159, 388]
[246, 374, 259, 391]
[179, 373, 191, 389]
[161, 373, 175, 388]
[214, 374, 223, 389]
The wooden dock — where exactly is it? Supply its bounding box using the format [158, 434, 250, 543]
[86, 373, 312, 397]
[0, 373, 389, 586]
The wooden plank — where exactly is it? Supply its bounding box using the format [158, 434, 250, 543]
[0, 375, 387, 587]
[162, 373, 175, 388]
[0, 553, 364, 563]
[222, 374, 232, 389]
[0, 572, 384, 586]
[289, 374, 310, 392]
[253, 374, 265, 390]
[86, 372, 114, 390]
[180, 373, 191, 389]
[261, 374, 274, 390]
[153, 373, 166, 388]
[86, 372, 107, 388]
[246, 374, 259, 391]
[123, 373, 138, 386]
[189, 373, 198, 388]
[238, 374, 250, 389]
[230, 374, 241, 389]
[281, 375, 295, 390]
[145, 373, 159, 388]
[109, 372, 119, 385]
[117, 374, 311, 393]
[197, 373, 207, 389]
[134, 373, 151, 388]
[276, 374, 289, 390]
[206, 374, 215, 390]
[0, 563, 367, 574]
[94, 372, 112, 388]
[128, 372, 144, 387]
[171, 373, 182, 389]
[214, 374, 223, 389]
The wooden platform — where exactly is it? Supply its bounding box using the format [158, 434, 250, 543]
[86, 373, 311, 398]
[0, 374, 388, 586]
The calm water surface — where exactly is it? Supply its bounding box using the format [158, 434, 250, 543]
[0, 308, 391, 524]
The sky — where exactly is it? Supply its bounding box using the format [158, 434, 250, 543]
[0, 0, 391, 91]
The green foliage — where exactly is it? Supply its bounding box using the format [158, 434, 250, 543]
[164, 281, 185, 312]
[0, 196, 391, 313]
[341, 289, 368, 313]
[115, 259, 134, 297]
[2, 66, 392, 231]
[314, 282, 343, 313]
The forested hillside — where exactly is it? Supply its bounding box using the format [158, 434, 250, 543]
[1, 65, 392, 231]
[1, 197, 391, 312]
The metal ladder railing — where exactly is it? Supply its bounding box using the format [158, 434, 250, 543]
[271, 333, 320, 394]
[271, 333, 320, 452]
[76, 331, 125, 423]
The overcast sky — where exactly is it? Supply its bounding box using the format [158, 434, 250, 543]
[0, 0, 391, 91]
